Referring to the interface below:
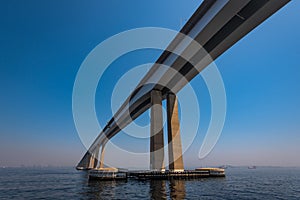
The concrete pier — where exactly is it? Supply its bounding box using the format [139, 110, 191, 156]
[167, 93, 184, 172]
[150, 90, 165, 171]
[99, 144, 106, 169]
[89, 146, 100, 169]
[76, 146, 99, 170]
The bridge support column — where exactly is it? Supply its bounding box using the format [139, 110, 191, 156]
[167, 93, 184, 171]
[150, 90, 165, 171]
[88, 155, 95, 169]
[88, 145, 100, 169]
[99, 144, 106, 169]
[94, 145, 100, 168]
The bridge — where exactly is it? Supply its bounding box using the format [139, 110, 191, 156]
[76, 0, 290, 171]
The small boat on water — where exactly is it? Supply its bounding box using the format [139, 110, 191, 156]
[248, 166, 257, 169]
[88, 168, 127, 181]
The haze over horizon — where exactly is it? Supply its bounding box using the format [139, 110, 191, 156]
[1, 0, 300, 168]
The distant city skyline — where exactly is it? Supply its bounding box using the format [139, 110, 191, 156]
[0, 0, 300, 168]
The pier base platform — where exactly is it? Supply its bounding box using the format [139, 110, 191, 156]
[129, 168, 225, 180]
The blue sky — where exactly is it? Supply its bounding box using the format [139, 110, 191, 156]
[0, 0, 299, 168]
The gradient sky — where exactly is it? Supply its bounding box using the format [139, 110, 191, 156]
[0, 0, 299, 168]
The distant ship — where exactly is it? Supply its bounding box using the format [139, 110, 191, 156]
[248, 166, 257, 169]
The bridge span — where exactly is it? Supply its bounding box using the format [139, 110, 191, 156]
[76, 0, 290, 171]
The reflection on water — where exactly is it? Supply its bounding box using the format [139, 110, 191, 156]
[85, 179, 128, 199]
[149, 179, 186, 200]
[150, 180, 167, 199]
[85, 178, 187, 199]
[169, 180, 186, 200]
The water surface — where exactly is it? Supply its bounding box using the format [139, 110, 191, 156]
[0, 167, 299, 199]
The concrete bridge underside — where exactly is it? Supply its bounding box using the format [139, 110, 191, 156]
[76, 0, 290, 171]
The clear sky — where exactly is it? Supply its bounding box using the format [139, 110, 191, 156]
[0, 0, 299, 168]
